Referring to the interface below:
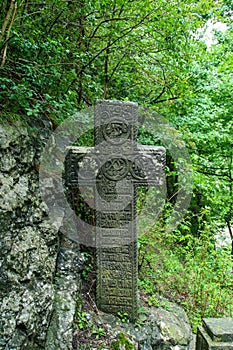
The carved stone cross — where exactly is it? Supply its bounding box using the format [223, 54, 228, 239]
[65, 100, 165, 321]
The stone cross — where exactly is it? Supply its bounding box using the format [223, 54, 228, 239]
[65, 100, 165, 321]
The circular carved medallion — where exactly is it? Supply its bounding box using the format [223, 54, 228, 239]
[76, 155, 99, 180]
[103, 157, 129, 181]
[130, 155, 147, 180]
[102, 118, 130, 144]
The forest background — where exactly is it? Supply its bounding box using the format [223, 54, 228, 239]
[0, 0, 232, 331]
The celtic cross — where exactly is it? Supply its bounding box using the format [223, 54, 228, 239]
[65, 100, 165, 321]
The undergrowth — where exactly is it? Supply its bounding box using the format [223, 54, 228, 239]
[138, 219, 233, 332]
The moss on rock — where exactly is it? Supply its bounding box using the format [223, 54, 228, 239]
[111, 332, 134, 350]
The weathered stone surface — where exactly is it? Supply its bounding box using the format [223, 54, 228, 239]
[153, 303, 193, 348]
[0, 123, 83, 349]
[65, 100, 166, 322]
[45, 238, 84, 350]
[196, 318, 233, 350]
[0, 124, 56, 349]
[203, 318, 233, 342]
[74, 301, 194, 350]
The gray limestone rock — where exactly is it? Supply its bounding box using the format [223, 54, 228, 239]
[74, 301, 194, 350]
[45, 239, 84, 350]
[0, 123, 83, 350]
[153, 302, 193, 349]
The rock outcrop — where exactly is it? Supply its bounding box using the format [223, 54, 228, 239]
[74, 301, 195, 349]
[0, 123, 82, 349]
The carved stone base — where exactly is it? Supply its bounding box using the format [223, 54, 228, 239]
[196, 318, 233, 350]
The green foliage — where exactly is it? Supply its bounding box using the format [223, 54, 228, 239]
[76, 311, 89, 330]
[138, 219, 233, 332]
[111, 332, 134, 350]
[91, 327, 106, 339]
[81, 252, 94, 281]
[165, 24, 233, 232]
[117, 312, 129, 323]
[0, 0, 215, 126]
[134, 307, 150, 327]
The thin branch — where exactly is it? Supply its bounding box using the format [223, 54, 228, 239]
[17, 10, 44, 21]
[197, 169, 231, 180]
[0, 35, 15, 52]
[152, 86, 166, 103]
[152, 96, 179, 104]
[0, 0, 15, 42]
[194, 160, 230, 172]
[226, 220, 233, 261]
[64, 11, 157, 95]
[83, 10, 158, 71]
[17, 58, 77, 67]
[88, 17, 131, 41]
[109, 52, 127, 81]
[1, 0, 18, 67]
[103, 46, 109, 99]
[46, 10, 64, 35]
